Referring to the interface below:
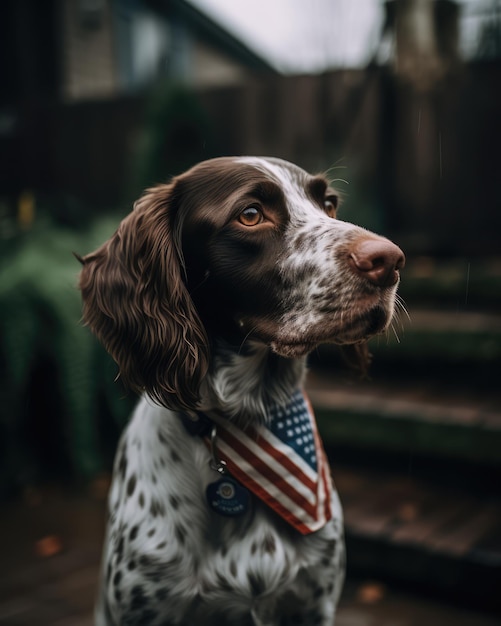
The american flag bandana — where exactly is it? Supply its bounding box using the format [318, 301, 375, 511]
[209, 389, 333, 535]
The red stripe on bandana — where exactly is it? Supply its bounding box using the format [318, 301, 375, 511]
[210, 389, 333, 535]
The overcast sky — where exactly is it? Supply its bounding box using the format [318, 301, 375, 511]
[188, 0, 382, 72]
[188, 0, 494, 73]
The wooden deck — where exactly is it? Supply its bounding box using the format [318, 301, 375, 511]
[0, 487, 105, 625]
[335, 464, 501, 608]
[0, 470, 499, 625]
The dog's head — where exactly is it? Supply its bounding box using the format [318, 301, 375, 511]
[78, 157, 404, 409]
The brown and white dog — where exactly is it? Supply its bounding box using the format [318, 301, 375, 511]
[79, 157, 404, 625]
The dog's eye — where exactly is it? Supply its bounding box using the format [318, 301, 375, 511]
[324, 197, 338, 218]
[239, 206, 263, 226]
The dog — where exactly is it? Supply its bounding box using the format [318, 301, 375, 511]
[78, 157, 404, 625]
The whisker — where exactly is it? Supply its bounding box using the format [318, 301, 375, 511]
[392, 306, 404, 333]
[397, 293, 410, 314]
[238, 325, 259, 354]
[395, 294, 411, 323]
[390, 322, 401, 344]
[392, 305, 408, 334]
[323, 162, 348, 176]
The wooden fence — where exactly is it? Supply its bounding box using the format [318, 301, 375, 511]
[1, 62, 500, 255]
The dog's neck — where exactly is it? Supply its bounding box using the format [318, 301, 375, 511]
[199, 339, 307, 427]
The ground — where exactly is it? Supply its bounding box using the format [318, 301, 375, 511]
[0, 482, 498, 626]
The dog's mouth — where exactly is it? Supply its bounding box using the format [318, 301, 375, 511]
[269, 305, 392, 358]
[270, 341, 316, 358]
[329, 304, 393, 344]
[360, 305, 389, 336]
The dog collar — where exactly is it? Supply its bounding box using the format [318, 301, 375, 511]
[181, 390, 333, 535]
[179, 410, 213, 437]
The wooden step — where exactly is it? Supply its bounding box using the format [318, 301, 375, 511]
[332, 463, 501, 610]
[372, 308, 501, 362]
[307, 371, 501, 465]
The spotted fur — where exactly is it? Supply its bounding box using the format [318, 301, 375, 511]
[79, 157, 404, 625]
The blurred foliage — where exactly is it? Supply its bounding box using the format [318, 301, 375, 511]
[133, 83, 216, 195]
[0, 84, 217, 496]
[0, 216, 134, 496]
[475, 8, 501, 60]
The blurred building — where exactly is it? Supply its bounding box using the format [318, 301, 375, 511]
[0, 0, 276, 107]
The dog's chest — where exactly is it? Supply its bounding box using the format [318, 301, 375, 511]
[102, 399, 343, 624]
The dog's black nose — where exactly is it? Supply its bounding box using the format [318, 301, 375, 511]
[349, 238, 405, 287]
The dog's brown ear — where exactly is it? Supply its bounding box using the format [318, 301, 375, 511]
[78, 183, 209, 410]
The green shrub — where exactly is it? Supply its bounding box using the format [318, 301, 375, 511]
[0, 217, 135, 495]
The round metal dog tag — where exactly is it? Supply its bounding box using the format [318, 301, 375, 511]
[206, 477, 250, 516]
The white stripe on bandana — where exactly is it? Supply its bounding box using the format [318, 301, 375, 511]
[210, 389, 333, 534]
